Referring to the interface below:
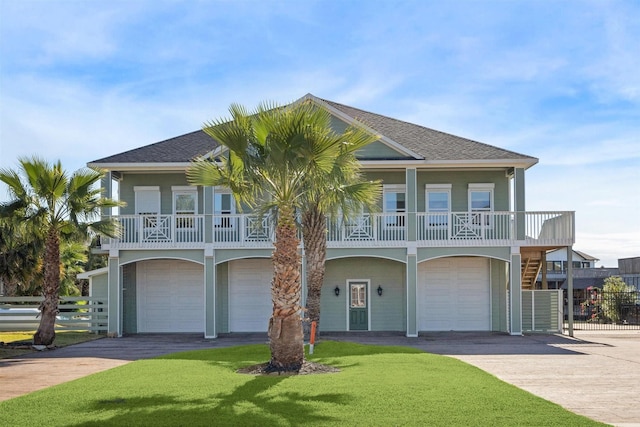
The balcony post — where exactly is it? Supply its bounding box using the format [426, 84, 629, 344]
[514, 168, 526, 240]
[204, 187, 213, 244]
[406, 168, 417, 242]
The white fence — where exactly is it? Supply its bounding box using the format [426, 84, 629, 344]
[0, 297, 108, 332]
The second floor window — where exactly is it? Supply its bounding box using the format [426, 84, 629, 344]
[426, 184, 451, 227]
[214, 188, 235, 227]
[383, 184, 405, 227]
[468, 183, 494, 225]
[172, 186, 197, 228]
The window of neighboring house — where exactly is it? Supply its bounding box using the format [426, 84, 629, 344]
[172, 186, 197, 228]
[213, 187, 235, 227]
[547, 261, 563, 272]
[468, 183, 494, 225]
[383, 184, 405, 227]
[425, 184, 451, 226]
[134, 186, 160, 228]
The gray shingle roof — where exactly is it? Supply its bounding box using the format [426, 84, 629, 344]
[90, 94, 537, 165]
[90, 130, 216, 164]
[321, 98, 537, 162]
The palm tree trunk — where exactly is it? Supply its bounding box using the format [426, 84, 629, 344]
[34, 228, 59, 346]
[267, 204, 304, 372]
[302, 205, 327, 336]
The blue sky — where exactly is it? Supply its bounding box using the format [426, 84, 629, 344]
[1, 0, 638, 266]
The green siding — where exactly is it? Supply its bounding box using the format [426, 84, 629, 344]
[322, 257, 405, 332]
[417, 247, 510, 263]
[522, 290, 561, 332]
[90, 273, 108, 300]
[327, 115, 408, 160]
[119, 250, 204, 266]
[216, 262, 229, 333]
[119, 173, 201, 215]
[122, 263, 137, 334]
[416, 170, 510, 212]
[491, 258, 508, 332]
[357, 141, 409, 159]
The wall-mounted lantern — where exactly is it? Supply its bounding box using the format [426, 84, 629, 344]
[377, 286, 383, 296]
[334, 286, 340, 297]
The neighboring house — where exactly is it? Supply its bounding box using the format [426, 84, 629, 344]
[536, 249, 600, 290]
[619, 257, 640, 289]
[86, 94, 575, 337]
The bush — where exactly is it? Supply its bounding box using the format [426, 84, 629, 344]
[601, 276, 635, 323]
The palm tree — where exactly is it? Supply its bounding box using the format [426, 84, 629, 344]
[0, 157, 120, 345]
[0, 217, 44, 296]
[188, 100, 376, 371]
[300, 131, 381, 336]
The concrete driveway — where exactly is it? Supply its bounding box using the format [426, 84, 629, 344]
[1, 331, 639, 426]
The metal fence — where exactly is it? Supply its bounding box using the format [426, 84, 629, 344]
[0, 296, 108, 332]
[564, 290, 640, 331]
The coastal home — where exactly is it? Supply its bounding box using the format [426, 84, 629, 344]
[87, 94, 575, 337]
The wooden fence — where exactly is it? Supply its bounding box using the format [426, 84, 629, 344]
[0, 296, 108, 332]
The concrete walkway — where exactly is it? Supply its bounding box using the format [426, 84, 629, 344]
[1, 331, 639, 426]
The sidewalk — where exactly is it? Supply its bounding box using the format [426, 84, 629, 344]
[1, 331, 639, 426]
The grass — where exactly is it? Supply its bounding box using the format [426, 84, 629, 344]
[0, 341, 605, 427]
[0, 331, 104, 358]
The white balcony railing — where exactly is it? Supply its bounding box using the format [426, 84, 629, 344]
[105, 211, 574, 249]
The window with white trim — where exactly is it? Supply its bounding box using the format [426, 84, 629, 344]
[172, 186, 197, 228]
[213, 187, 235, 227]
[383, 184, 405, 227]
[134, 186, 160, 230]
[468, 183, 494, 225]
[425, 184, 451, 227]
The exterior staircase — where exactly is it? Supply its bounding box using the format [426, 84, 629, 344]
[521, 253, 543, 289]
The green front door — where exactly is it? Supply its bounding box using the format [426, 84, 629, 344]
[349, 282, 368, 330]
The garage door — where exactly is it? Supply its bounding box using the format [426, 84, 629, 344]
[417, 257, 490, 331]
[138, 260, 204, 333]
[229, 259, 272, 332]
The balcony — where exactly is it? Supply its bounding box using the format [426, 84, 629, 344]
[103, 211, 574, 250]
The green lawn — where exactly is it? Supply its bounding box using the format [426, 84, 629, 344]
[0, 331, 104, 358]
[0, 341, 605, 427]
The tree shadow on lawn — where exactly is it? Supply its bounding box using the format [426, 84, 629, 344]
[73, 375, 351, 427]
[159, 341, 423, 363]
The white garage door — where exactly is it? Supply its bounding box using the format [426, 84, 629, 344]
[138, 260, 204, 333]
[417, 257, 490, 331]
[229, 259, 272, 332]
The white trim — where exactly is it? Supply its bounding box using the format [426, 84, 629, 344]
[171, 185, 195, 191]
[172, 187, 198, 215]
[425, 183, 452, 190]
[134, 186, 160, 191]
[468, 183, 495, 189]
[77, 267, 109, 279]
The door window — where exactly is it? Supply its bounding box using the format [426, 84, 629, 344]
[350, 283, 367, 308]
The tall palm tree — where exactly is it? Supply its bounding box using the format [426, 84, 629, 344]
[188, 100, 376, 371]
[0, 157, 120, 345]
[300, 127, 381, 336]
